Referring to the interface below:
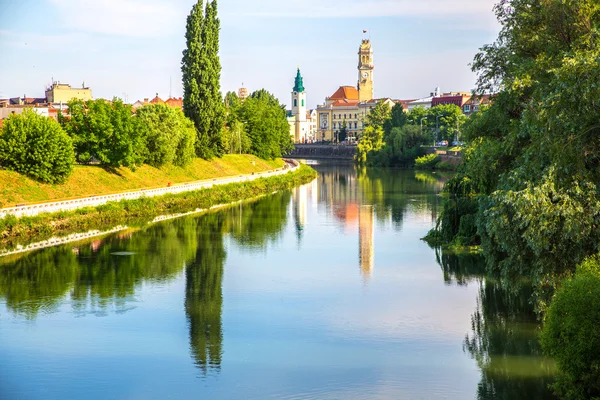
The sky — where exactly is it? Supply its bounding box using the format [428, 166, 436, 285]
[0, 0, 500, 109]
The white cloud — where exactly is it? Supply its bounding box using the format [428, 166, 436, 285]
[47, 0, 188, 37]
[221, 0, 497, 20]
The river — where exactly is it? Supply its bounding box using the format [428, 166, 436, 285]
[0, 162, 556, 399]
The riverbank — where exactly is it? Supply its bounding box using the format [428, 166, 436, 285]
[0, 164, 317, 250]
[0, 155, 283, 207]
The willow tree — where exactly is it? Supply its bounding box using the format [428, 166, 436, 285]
[182, 0, 225, 159]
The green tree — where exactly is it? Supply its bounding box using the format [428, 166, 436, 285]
[383, 102, 408, 137]
[427, 104, 466, 143]
[364, 100, 391, 129]
[338, 121, 348, 143]
[60, 98, 144, 168]
[356, 125, 384, 165]
[429, 0, 600, 298]
[136, 104, 196, 167]
[182, 0, 225, 159]
[0, 110, 74, 183]
[238, 89, 293, 159]
[540, 255, 600, 400]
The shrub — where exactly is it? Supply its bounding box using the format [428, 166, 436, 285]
[60, 98, 144, 168]
[540, 255, 600, 400]
[0, 110, 75, 183]
[136, 104, 196, 167]
[414, 153, 439, 170]
[434, 161, 455, 170]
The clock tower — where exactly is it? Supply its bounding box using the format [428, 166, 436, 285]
[357, 39, 374, 102]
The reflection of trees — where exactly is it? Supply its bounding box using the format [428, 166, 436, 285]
[0, 190, 296, 377]
[357, 168, 445, 229]
[437, 250, 557, 398]
[185, 212, 226, 375]
[464, 276, 556, 399]
[223, 191, 291, 250]
[0, 249, 79, 319]
[436, 249, 486, 286]
[0, 217, 200, 317]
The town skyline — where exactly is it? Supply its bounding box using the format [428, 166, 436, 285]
[0, 0, 499, 109]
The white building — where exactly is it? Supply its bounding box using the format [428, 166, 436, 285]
[287, 68, 310, 143]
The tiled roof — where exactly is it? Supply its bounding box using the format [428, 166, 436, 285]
[331, 99, 359, 107]
[329, 86, 359, 101]
[149, 95, 164, 104]
[432, 95, 471, 107]
[165, 97, 183, 109]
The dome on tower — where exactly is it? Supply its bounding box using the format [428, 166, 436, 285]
[293, 68, 305, 93]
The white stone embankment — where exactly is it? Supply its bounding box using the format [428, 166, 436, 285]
[0, 159, 299, 220]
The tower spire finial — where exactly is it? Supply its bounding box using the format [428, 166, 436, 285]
[293, 68, 304, 92]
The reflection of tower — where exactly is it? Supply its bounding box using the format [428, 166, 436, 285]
[185, 214, 225, 375]
[293, 184, 308, 246]
[358, 205, 374, 281]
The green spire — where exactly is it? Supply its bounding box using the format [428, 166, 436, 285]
[293, 68, 305, 92]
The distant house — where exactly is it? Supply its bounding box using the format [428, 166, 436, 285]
[407, 96, 434, 111]
[149, 94, 164, 104]
[132, 95, 183, 111]
[394, 99, 416, 111]
[463, 95, 492, 116]
[45, 82, 92, 103]
[431, 92, 472, 109]
[165, 97, 183, 110]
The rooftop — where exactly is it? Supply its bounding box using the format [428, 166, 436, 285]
[329, 86, 359, 101]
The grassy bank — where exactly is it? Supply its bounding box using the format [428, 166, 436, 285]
[0, 155, 283, 207]
[0, 164, 317, 250]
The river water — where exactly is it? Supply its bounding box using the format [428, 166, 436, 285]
[0, 162, 556, 399]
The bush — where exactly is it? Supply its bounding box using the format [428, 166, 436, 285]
[136, 104, 196, 167]
[434, 161, 455, 170]
[60, 98, 144, 168]
[540, 255, 600, 400]
[0, 110, 75, 183]
[414, 153, 439, 169]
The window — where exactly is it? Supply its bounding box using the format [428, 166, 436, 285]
[333, 122, 336, 129]
[344, 114, 347, 119]
[338, 114, 341, 119]
[473, 105, 479, 112]
[333, 114, 336, 119]
[302, 99, 304, 107]
[354, 122, 357, 129]
[294, 99, 297, 107]
[354, 114, 357, 119]
[464, 105, 471, 113]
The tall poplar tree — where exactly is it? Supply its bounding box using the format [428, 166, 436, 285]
[182, 0, 225, 159]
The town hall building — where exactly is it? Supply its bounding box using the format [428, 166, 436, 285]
[316, 38, 395, 143]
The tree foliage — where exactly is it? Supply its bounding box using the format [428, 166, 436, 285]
[364, 100, 391, 129]
[60, 98, 144, 168]
[233, 89, 293, 159]
[136, 104, 196, 167]
[0, 110, 74, 183]
[356, 126, 384, 165]
[540, 255, 600, 400]
[182, 0, 225, 159]
[429, 0, 600, 291]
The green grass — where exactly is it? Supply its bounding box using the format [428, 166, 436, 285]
[0, 155, 284, 207]
[0, 164, 317, 250]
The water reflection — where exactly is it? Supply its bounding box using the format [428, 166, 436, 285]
[185, 213, 225, 374]
[437, 250, 557, 399]
[0, 163, 557, 399]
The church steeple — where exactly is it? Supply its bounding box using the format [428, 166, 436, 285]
[293, 68, 305, 93]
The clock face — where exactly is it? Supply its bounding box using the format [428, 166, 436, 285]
[362, 71, 369, 79]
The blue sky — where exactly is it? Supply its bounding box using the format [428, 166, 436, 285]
[0, 0, 499, 109]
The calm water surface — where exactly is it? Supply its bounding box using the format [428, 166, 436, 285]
[0, 162, 556, 399]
